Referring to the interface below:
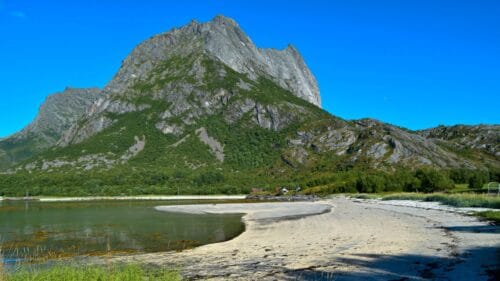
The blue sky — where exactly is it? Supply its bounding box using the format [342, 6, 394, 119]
[0, 0, 499, 137]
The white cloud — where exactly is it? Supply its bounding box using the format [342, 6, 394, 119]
[10, 11, 26, 18]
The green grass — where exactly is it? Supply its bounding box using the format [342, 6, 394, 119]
[380, 193, 500, 209]
[474, 210, 500, 224]
[1, 264, 181, 281]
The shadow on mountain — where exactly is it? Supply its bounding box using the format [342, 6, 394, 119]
[283, 246, 499, 281]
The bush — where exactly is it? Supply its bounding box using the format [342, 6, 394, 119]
[355, 174, 385, 193]
[415, 168, 454, 192]
[468, 171, 489, 189]
[194, 171, 225, 186]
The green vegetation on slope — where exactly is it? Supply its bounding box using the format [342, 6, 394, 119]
[0, 136, 46, 170]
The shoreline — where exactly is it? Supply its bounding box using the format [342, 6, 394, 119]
[0, 195, 247, 202]
[115, 196, 499, 280]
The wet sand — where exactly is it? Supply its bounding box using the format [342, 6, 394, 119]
[115, 197, 499, 280]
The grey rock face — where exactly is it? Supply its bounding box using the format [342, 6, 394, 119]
[13, 87, 102, 143]
[24, 135, 146, 171]
[58, 15, 320, 147]
[0, 87, 102, 168]
[253, 103, 304, 131]
[121, 136, 146, 162]
[203, 16, 320, 107]
[196, 127, 224, 162]
[107, 15, 320, 107]
[354, 119, 468, 167]
[155, 122, 184, 136]
[224, 98, 256, 124]
[419, 125, 500, 159]
[59, 115, 114, 146]
[367, 142, 389, 160]
[283, 118, 481, 169]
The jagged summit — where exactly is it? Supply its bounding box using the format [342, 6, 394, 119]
[106, 15, 320, 107]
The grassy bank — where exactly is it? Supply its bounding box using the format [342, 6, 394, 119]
[352, 192, 500, 209]
[0, 264, 180, 281]
[381, 193, 500, 209]
[351, 192, 500, 224]
[474, 211, 500, 224]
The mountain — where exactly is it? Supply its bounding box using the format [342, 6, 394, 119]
[0, 16, 498, 196]
[0, 87, 102, 169]
[418, 125, 499, 158]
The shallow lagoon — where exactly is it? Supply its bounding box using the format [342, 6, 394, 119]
[0, 200, 244, 264]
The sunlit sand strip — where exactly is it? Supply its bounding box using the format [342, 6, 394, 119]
[36, 195, 247, 202]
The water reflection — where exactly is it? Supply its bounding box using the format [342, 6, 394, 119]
[0, 200, 244, 263]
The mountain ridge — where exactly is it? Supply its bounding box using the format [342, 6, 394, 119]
[0, 15, 498, 196]
[0, 87, 102, 169]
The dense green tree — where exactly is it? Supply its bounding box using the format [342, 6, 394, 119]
[415, 168, 454, 192]
[468, 171, 489, 189]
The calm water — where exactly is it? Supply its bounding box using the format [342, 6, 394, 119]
[0, 200, 244, 264]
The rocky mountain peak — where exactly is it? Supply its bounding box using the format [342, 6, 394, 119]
[106, 15, 321, 107]
[212, 14, 239, 27]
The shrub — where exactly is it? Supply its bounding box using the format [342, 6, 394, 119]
[415, 168, 454, 192]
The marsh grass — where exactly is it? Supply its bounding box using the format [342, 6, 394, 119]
[380, 193, 500, 209]
[1, 264, 180, 281]
[0, 239, 180, 281]
[474, 211, 500, 224]
[0, 259, 4, 281]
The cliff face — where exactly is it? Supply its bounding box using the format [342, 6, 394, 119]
[0, 87, 102, 168]
[15, 87, 102, 141]
[105, 15, 320, 106]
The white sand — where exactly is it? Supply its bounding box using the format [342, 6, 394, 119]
[36, 195, 247, 202]
[155, 202, 331, 220]
[115, 197, 499, 280]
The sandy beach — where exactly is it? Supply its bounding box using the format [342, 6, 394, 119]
[115, 197, 499, 280]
